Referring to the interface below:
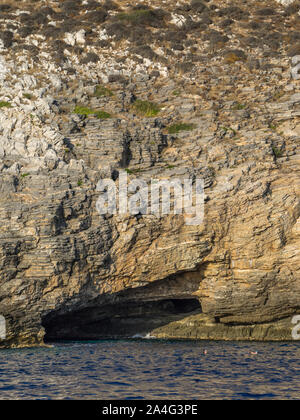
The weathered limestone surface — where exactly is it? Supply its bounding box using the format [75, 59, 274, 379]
[0, 0, 300, 347]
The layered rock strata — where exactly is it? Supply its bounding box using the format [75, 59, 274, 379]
[0, 0, 300, 347]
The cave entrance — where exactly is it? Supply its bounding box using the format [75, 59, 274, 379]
[42, 298, 202, 342]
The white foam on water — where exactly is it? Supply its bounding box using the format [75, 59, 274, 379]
[132, 333, 144, 339]
[145, 333, 156, 339]
[132, 332, 156, 339]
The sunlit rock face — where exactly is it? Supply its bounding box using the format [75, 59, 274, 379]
[276, 0, 295, 5]
[0, 0, 300, 348]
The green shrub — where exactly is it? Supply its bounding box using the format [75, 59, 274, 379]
[287, 44, 300, 57]
[272, 146, 283, 158]
[94, 110, 111, 119]
[221, 126, 237, 136]
[23, 93, 34, 100]
[208, 166, 216, 178]
[176, 61, 194, 74]
[125, 168, 134, 175]
[132, 100, 160, 117]
[74, 106, 111, 119]
[94, 85, 114, 97]
[269, 123, 277, 131]
[81, 52, 99, 64]
[272, 90, 284, 101]
[125, 168, 140, 175]
[130, 44, 157, 60]
[84, 9, 107, 23]
[116, 8, 163, 26]
[224, 50, 247, 64]
[168, 122, 197, 134]
[117, 9, 151, 22]
[0, 30, 13, 48]
[255, 7, 276, 16]
[190, 0, 208, 13]
[232, 102, 245, 110]
[285, 2, 300, 16]
[74, 106, 95, 116]
[0, 101, 11, 108]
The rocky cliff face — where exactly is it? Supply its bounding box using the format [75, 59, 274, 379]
[0, 0, 300, 348]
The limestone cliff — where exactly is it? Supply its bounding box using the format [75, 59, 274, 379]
[0, 0, 300, 348]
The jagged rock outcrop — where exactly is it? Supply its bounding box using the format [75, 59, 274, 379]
[0, 0, 300, 348]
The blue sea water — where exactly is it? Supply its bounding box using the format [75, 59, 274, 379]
[0, 340, 299, 400]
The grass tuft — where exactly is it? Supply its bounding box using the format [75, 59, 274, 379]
[232, 103, 245, 110]
[168, 122, 197, 134]
[74, 106, 111, 119]
[125, 168, 141, 175]
[224, 50, 247, 64]
[74, 106, 95, 116]
[0, 101, 11, 108]
[94, 85, 114, 98]
[272, 146, 283, 158]
[23, 93, 34, 100]
[94, 110, 111, 119]
[132, 100, 160, 117]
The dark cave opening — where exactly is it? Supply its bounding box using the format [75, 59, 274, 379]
[42, 298, 202, 342]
